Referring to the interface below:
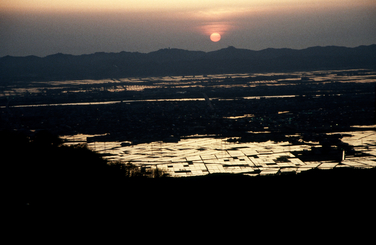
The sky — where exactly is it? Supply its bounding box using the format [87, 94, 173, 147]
[1, 0, 376, 57]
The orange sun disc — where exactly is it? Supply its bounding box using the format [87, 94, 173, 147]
[210, 33, 221, 42]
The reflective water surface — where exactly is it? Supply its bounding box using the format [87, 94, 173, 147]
[4, 69, 375, 177]
[62, 127, 376, 177]
[2, 68, 375, 99]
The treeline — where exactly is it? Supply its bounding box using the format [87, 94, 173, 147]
[2, 130, 166, 207]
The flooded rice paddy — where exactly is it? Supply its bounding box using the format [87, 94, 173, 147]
[2, 69, 375, 100]
[62, 126, 376, 177]
[3, 68, 376, 177]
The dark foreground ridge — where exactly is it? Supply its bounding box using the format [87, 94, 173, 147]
[4, 130, 375, 209]
[1, 45, 376, 82]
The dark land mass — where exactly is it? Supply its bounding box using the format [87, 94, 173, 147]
[1, 46, 376, 213]
[3, 73, 376, 211]
[3, 130, 375, 210]
[2, 77, 374, 146]
[1, 45, 376, 82]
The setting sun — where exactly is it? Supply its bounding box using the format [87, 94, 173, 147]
[1, 0, 375, 56]
[210, 33, 221, 42]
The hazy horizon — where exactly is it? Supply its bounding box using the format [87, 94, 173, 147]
[1, 0, 376, 57]
[2, 44, 376, 59]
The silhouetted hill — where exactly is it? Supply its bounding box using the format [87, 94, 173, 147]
[147, 48, 205, 63]
[1, 45, 376, 82]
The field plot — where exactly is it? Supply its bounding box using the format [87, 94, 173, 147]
[5, 69, 376, 177]
[63, 130, 376, 177]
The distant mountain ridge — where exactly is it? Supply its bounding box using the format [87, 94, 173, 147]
[1, 45, 375, 82]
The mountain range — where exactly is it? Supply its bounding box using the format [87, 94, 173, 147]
[1, 45, 375, 82]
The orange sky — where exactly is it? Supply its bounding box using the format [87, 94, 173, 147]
[2, 0, 374, 12]
[1, 0, 375, 56]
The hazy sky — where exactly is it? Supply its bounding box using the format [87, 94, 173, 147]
[1, 0, 375, 57]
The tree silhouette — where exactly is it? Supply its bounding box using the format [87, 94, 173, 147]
[1, 130, 147, 207]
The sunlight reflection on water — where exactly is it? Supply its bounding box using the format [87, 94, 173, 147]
[4, 69, 376, 177]
[2, 68, 374, 98]
[62, 128, 376, 177]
